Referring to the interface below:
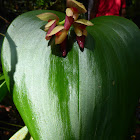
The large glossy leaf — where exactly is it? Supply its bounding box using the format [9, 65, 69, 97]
[1, 10, 140, 139]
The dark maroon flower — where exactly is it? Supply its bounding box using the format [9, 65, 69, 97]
[64, 15, 74, 30]
[76, 35, 85, 49]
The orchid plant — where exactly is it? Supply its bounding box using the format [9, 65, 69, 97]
[37, 0, 93, 56]
[1, 0, 140, 139]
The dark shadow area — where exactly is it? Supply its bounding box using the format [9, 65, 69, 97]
[40, 24, 46, 31]
[0, 94, 25, 140]
[132, 16, 140, 28]
[79, 47, 84, 52]
[0, 17, 9, 73]
[84, 33, 95, 52]
[24, 131, 32, 140]
[48, 37, 62, 57]
[41, 24, 65, 57]
[67, 28, 75, 53]
[5, 33, 18, 94]
[0, 33, 25, 139]
[47, 28, 74, 57]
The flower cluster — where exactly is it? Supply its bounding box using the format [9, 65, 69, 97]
[37, 0, 93, 57]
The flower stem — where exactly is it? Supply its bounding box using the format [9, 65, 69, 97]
[0, 120, 23, 128]
[0, 127, 17, 132]
[58, 19, 65, 25]
[0, 33, 5, 37]
[0, 16, 10, 24]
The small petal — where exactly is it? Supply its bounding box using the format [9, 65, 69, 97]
[83, 29, 87, 36]
[66, 8, 74, 17]
[64, 15, 74, 30]
[76, 35, 85, 49]
[37, 12, 59, 21]
[55, 29, 68, 44]
[67, 0, 87, 14]
[74, 23, 87, 36]
[44, 28, 49, 32]
[75, 19, 94, 26]
[48, 26, 64, 36]
[45, 20, 57, 40]
[45, 20, 56, 31]
[73, 13, 79, 20]
[66, 7, 79, 21]
[74, 26, 82, 36]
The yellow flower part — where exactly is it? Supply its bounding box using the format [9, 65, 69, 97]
[74, 25, 83, 36]
[47, 26, 64, 36]
[66, 8, 79, 20]
[37, 13, 59, 22]
[74, 19, 94, 26]
[74, 19, 93, 36]
[67, 0, 87, 14]
[47, 25, 68, 45]
[83, 29, 87, 36]
[55, 29, 68, 44]
[44, 20, 56, 32]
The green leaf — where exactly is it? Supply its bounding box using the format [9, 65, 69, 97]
[9, 126, 33, 140]
[0, 73, 5, 81]
[0, 81, 8, 102]
[0, 73, 8, 102]
[1, 10, 140, 140]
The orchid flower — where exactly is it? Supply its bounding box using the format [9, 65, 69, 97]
[37, 0, 93, 57]
[37, 13, 59, 40]
[64, 0, 87, 30]
[47, 26, 68, 44]
[74, 19, 93, 49]
[47, 26, 68, 56]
